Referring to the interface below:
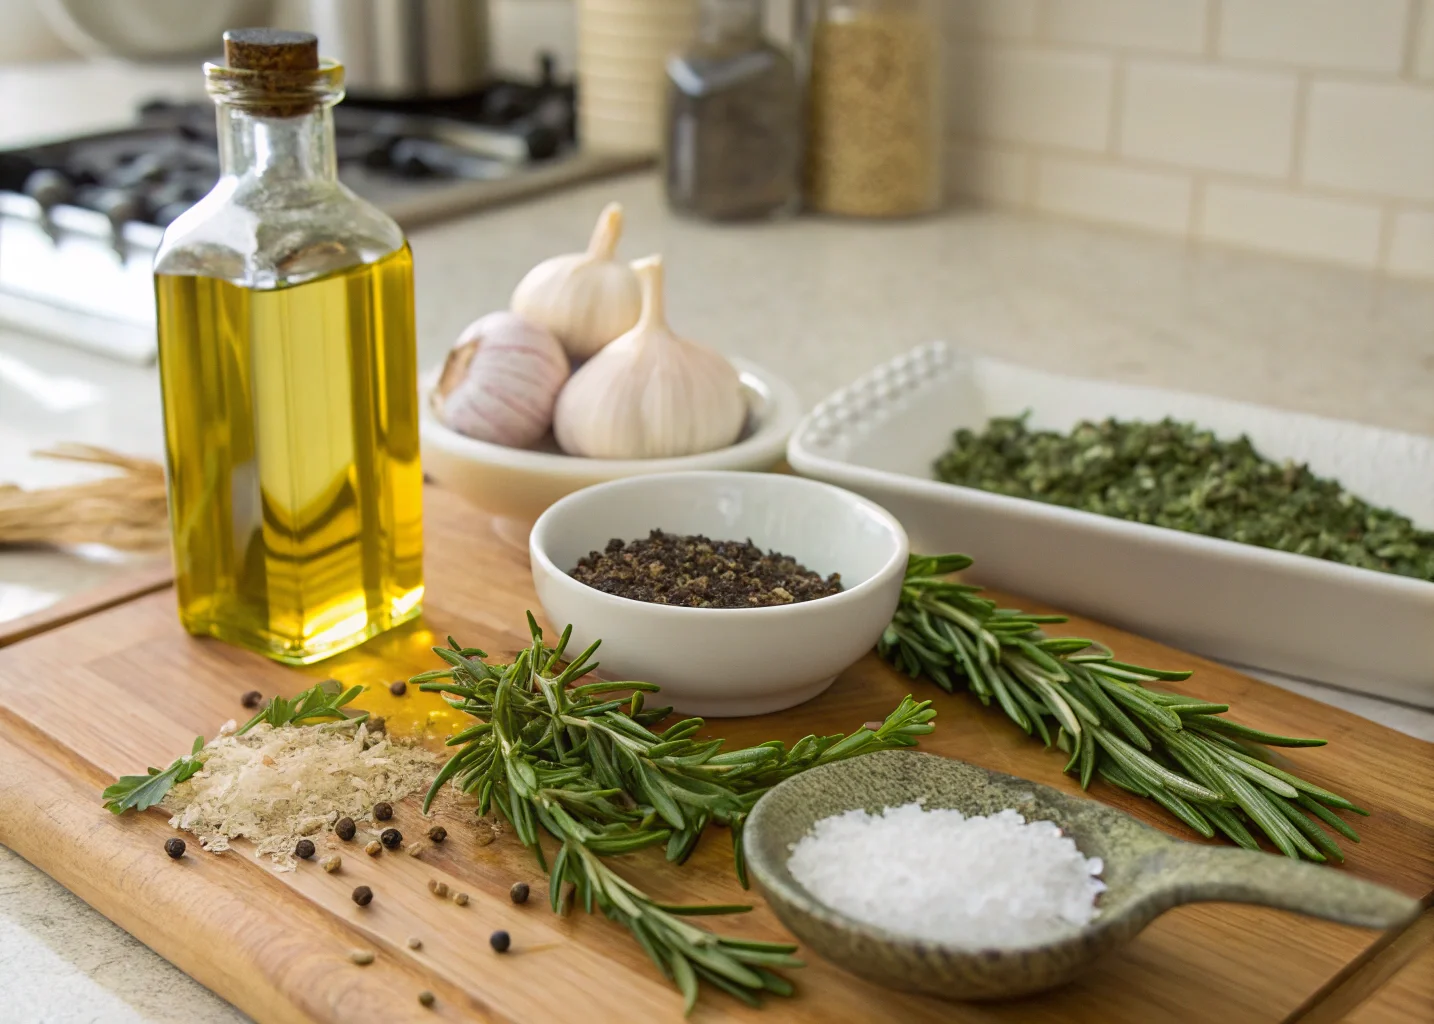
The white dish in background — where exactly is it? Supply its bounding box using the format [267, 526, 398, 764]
[787, 342, 1434, 708]
[421, 357, 801, 528]
[529, 471, 909, 717]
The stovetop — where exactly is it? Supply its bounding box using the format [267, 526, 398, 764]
[0, 57, 650, 364]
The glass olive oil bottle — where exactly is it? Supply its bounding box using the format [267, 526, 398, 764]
[154, 30, 422, 664]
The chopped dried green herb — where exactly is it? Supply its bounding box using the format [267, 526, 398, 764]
[934, 414, 1434, 582]
[571, 529, 843, 608]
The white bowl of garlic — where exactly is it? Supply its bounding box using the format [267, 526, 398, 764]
[421, 203, 802, 528]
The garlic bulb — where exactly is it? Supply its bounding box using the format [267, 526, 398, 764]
[553, 255, 746, 459]
[431, 312, 570, 448]
[511, 202, 642, 360]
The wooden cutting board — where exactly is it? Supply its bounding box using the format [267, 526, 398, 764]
[1, 487, 1431, 1024]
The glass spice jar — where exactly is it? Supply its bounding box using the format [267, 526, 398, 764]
[663, 0, 803, 221]
[802, 0, 944, 218]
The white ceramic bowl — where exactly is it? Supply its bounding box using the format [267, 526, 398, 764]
[529, 472, 909, 717]
[421, 358, 801, 529]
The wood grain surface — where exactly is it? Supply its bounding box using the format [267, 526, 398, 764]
[0, 557, 170, 647]
[0, 488, 1431, 1024]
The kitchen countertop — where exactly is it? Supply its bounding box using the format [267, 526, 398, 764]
[3, 68, 1434, 1024]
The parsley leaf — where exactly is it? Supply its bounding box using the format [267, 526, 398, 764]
[101, 735, 206, 814]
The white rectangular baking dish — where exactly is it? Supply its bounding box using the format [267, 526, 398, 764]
[787, 342, 1434, 707]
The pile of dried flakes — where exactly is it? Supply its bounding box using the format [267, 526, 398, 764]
[163, 718, 438, 870]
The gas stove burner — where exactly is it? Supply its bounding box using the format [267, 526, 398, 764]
[0, 54, 652, 366]
[0, 54, 576, 233]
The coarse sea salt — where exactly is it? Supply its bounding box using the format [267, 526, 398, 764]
[786, 802, 1106, 949]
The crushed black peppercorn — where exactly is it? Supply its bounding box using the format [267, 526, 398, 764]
[380, 827, 403, 849]
[389, 680, 407, 696]
[334, 816, 356, 841]
[352, 885, 373, 906]
[490, 930, 511, 953]
[294, 838, 315, 860]
[240, 690, 262, 709]
[373, 801, 393, 821]
[427, 826, 447, 844]
[570, 530, 842, 608]
[164, 837, 186, 859]
[509, 881, 529, 904]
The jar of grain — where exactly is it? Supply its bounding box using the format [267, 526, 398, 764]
[802, 0, 944, 217]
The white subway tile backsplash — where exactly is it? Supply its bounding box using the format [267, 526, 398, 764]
[949, 144, 1033, 205]
[1218, 0, 1408, 74]
[1042, 0, 1207, 55]
[1388, 209, 1434, 278]
[1416, 1, 1434, 79]
[948, 0, 1040, 39]
[1035, 158, 1193, 231]
[1303, 82, 1434, 202]
[1199, 185, 1383, 267]
[953, 46, 1114, 151]
[1120, 63, 1297, 176]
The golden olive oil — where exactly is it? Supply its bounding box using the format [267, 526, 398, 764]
[155, 244, 423, 664]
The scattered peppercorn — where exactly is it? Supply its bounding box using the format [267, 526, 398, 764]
[453, 892, 469, 906]
[407, 936, 423, 950]
[490, 930, 511, 953]
[352, 885, 373, 907]
[380, 828, 402, 849]
[428, 879, 449, 898]
[334, 816, 356, 841]
[427, 826, 447, 844]
[240, 690, 263, 709]
[571, 530, 843, 608]
[374, 801, 393, 821]
[389, 680, 408, 696]
[348, 949, 374, 965]
[164, 837, 186, 859]
[321, 855, 342, 873]
[368, 716, 386, 733]
[365, 841, 382, 857]
[509, 882, 529, 904]
[418, 990, 435, 1008]
[294, 839, 316, 860]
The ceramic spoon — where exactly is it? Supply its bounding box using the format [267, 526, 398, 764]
[743, 749, 1420, 1002]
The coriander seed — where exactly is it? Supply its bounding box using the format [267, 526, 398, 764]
[452, 892, 469, 906]
[407, 936, 422, 950]
[365, 840, 382, 856]
[334, 816, 356, 841]
[348, 949, 373, 965]
[489, 930, 510, 953]
[380, 827, 402, 849]
[389, 680, 407, 696]
[426, 825, 447, 844]
[373, 801, 393, 821]
[428, 879, 449, 898]
[406, 843, 423, 858]
[164, 837, 186, 859]
[351, 885, 373, 906]
[509, 882, 529, 904]
[321, 854, 342, 873]
[240, 690, 262, 709]
[418, 991, 435, 1008]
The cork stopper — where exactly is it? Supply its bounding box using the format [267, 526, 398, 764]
[223, 28, 319, 72]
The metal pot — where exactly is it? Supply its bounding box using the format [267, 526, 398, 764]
[306, 0, 490, 100]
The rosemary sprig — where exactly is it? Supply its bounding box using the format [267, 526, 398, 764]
[880, 553, 1368, 861]
[238, 678, 366, 735]
[416, 613, 935, 1012]
[102, 735, 206, 814]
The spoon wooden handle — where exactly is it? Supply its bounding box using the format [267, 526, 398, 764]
[1164, 844, 1420, 930]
